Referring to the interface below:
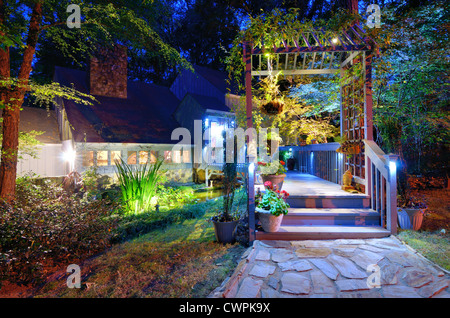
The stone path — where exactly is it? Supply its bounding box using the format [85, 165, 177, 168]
[210, 236, 450, 298]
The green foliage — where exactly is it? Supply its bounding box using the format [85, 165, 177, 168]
[257, 189, 289, 216]
[115, 156, 163, 215]
[0, 176, 119, 285]
[371, 1, 449, 175]
[156, 184, 198, 209]
[257, 160, 286, 176]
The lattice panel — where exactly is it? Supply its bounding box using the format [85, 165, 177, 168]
[341, 54, 366, 179]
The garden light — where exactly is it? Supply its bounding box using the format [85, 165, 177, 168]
[62, 148, 76, 171]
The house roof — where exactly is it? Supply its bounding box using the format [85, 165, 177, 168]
[0, 106, 61, 143]
[194, 64, 240, 95]
[53, 66, 181, 144]
[188, 93, 232, 113]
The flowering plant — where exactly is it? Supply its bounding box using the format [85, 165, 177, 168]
[257, 159, 286, 176]
[256, 181, 290, 216]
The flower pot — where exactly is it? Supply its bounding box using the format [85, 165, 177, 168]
[261, 173, 286, 191]
[287, 158, 295, 171]
[397, 208, 424, 230]
[256, 207, 284, 232]
[212, 219, 238, 244]
[397, 208, 412, 229]
[261, 100, 284, 115]
[405, 208, 424, 231]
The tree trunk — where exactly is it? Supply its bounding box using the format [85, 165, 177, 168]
[0, 2, 42, 201]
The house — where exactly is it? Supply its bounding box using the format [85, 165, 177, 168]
[16, 46, 237, 182]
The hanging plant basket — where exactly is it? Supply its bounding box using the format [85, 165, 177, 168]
[261, 99, 284, 115]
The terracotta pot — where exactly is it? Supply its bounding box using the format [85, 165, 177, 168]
[397, 208, 424, 231]
[256, 207, 284, 232]
[405, 208, 424, 231]
[261, 173, 286, 191]
[397, 208, 412, 229]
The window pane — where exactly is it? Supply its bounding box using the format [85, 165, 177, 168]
[83, 151, 94, 167]
[127, 151, 137, 165]
[111, 151, 121, 165]
[164, 151, 172, 163]
[150, 150, 158, 164]
[97, 151, 108, 166]
[173, 150, 181, 163]
[183, 150, 190, 163]
[139, 151, 148, 164]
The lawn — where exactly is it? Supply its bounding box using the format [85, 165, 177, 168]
[396, 188, 450, 271]
[35, 205, 246, 298]
[0, 175, 248, 298]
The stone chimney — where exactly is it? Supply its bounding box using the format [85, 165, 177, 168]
[89, 45, 127, 98]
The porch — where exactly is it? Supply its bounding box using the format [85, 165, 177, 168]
[255, 171, 390, 240]
[250, 141, 398, 241]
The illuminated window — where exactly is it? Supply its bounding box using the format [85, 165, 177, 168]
[127, 151, 137, 165]
[139, 151, 148, 164]
[111, 151, 121, 165]
[183, 150, 190, 163]
[210, 121, 224, 147]
[83, 151, 94, 167]
[164, 151, 172, 163]
[173, 150, 181, 163]
[150, 150, 158, 164]
[97, 151, 108, 166]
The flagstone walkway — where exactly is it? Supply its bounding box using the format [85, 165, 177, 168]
[210, 236, 449, 298]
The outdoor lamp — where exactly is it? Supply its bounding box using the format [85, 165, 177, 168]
[62, 148, 76, 171]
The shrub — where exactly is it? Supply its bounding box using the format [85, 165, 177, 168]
[115, 157, 163, 214]
[0, 177, 119, 285]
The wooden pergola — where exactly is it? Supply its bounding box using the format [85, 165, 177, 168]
[243, 23, 398, 241]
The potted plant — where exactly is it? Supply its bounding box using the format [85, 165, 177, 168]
[257, 159, 287, 190]
[256, 181, 290, 232]
[258, 73, 285, 116]
[211, 135, 240, 243]
[397, 176, 427, 231]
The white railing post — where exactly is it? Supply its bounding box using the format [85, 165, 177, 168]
[384, 154, 399, 235]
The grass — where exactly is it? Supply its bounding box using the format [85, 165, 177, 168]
[18, 197, 247, 298]
[397, 188, 450, 271]
[398, 230, 449, 271]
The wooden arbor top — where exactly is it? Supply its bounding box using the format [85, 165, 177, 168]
[245, 23, 378, 77]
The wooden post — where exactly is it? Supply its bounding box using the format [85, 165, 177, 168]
[384, 154, 398, 234]
[364, 51, 374, 140]
[244, 41, 256, 243]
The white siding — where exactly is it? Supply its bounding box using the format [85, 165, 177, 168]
[17, 144, 68, 177]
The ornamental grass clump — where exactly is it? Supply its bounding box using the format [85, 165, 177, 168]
[115, 157, 163, 215]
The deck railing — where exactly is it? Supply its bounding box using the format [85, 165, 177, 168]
[364, 140, 398, 234]
[283, 141, 398, 234]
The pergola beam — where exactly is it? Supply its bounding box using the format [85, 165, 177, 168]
[252, 69, 338, 76]
[252, 44, 370, 55]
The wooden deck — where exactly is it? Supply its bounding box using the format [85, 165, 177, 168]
[255, 171, 390, 240]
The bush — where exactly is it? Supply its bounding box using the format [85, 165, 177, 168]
[0, 177, 119, 285]
[115, 157, 163, 215]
